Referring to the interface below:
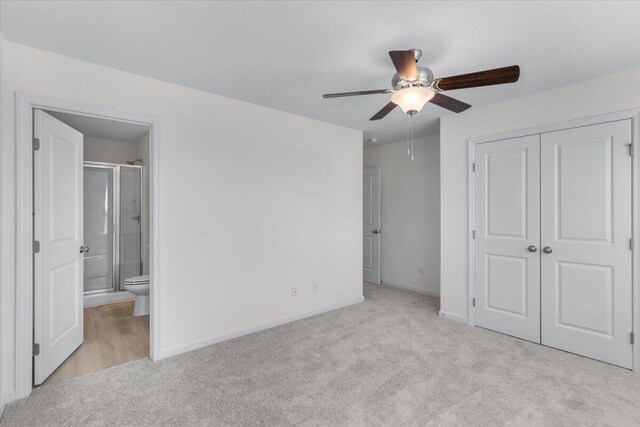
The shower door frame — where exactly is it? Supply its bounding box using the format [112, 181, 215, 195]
[83, 161, 144, 296]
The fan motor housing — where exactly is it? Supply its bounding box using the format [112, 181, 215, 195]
[392, 66, 434, 91]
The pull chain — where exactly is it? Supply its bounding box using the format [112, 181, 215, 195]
[406, 118, 411, 156]
[410, 114, 415, 162]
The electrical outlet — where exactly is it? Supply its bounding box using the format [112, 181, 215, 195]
[291, 287, 298, 296]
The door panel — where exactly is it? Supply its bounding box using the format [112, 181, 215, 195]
[119, 167, 142, 287]
[541, 120, 632, 368]
[83, 166, 115, 293]
[363, 167, 381, 284]
[474, 135, 541, 342]
[34, 110, 84, 384]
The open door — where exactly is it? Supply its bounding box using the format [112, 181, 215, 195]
[33, 109, 84, 384]
[363, 167, 381, 284]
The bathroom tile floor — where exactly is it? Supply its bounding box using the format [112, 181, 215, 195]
[40, 300, 149, 386]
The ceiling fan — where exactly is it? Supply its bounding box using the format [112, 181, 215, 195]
[323, 49, 520, 120]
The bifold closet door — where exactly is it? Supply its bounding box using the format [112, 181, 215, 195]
[474, 135, 541, 343]
[540, 120, 633, 368]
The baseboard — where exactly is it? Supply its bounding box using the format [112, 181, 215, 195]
[438, 310, 468, 324]
[84, 291, 135, 307]
[381, 279, 440, 297]
[158, 296, 365, 360]
[1, 391, 16, 409]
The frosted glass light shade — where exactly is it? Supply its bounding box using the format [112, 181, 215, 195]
[391, 87, 435, 113]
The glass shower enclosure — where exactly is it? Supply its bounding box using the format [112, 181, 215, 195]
[83, 162, 143, 296]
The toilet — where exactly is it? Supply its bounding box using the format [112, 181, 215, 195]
[124, 274, 150, 316]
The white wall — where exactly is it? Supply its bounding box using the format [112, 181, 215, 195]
[440, 67, 640, 321]
[84, 136, 141, 164]
[364, 135, 440, 295]
[0, 40, 363, 402]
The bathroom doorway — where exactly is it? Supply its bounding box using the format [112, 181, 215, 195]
[14, 94, 159, 394]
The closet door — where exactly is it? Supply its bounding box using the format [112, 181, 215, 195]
[474, 135, 541, 342]
[540, 120, 633, 368]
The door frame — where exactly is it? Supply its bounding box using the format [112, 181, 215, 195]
[467, 108, 640, 373]
[15, 92, 161, 399]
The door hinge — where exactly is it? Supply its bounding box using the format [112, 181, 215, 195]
[630, 238, 634, 251]
[472, 162, 476, 172]
[472, 298, 476, 307]
[472, 230, 476, 239]
[33, 343, 40, 357]
[631, 332, 635, 345]
[33, 240, 40, 253]
[629, 144, 634, 157]
[33, 138, 40, 151]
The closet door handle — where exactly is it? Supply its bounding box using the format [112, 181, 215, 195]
[543, 246, 553, 254]
[527, 245, 537, 253]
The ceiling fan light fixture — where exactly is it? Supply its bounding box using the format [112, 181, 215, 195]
[391, 86, 435, 114]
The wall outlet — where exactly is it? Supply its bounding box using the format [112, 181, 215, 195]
[291, 287, 298, 296]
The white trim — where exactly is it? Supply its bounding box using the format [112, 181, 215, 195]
[158, 296, 365, 360]
[381, 280, 440, 297]
[467, 108, 640, 373]
[14, 92, 161, 402]
[438, 310, 468, 324]
[83, 291, 135, 308]
[1, 391, 15, 410]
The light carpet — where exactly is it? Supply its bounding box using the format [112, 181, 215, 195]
[2, 283, 640, 426]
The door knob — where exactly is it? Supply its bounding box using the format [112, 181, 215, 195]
[79, 246, 85, 254]
[543, 246, 553, 254]
[83, 246, 90, 253]
[372, 230, 379, 234]
[527, 245, 537, 253]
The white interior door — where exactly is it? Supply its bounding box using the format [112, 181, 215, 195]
[540, 120, 633, 368]
[363, 167, 381, 284]
[474, 135, 541, 342]
[33, 109, 84, 384]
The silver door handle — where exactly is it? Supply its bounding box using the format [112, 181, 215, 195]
[543, 246, 553, 254]
[527, 245, 537, 253]
[80, 245, 89, 254]
[131, 215, 141, 221]
[372, 229, 380, 234]
[80, 246, 85, 254]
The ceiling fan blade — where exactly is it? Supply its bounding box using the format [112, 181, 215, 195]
[370, 102, 398, 121]
[429, 93, 471, 113]
[389, 50, 418, 81]
[435, 65, 520, 91]
[323, 89, 392, 99]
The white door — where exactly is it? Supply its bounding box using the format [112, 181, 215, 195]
[540, 120, 633, 368]
[474, 135, 541, 342]
[33, 110, 84, 384]
[363, 167, 381, 284]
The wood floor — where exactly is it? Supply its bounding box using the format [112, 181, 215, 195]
[41, 300, 149, 386]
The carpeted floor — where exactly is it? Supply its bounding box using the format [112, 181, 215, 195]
[2, 283, 640, 426]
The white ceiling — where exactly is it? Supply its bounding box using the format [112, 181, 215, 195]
[46, 110, 149, 143]
[3, 1, 640, 145]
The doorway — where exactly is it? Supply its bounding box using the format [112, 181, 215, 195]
[363, 167, 381, 284]
[15, 93, 160, 399]
[33, 109, 152, 385]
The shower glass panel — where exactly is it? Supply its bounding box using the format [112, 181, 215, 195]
[83, 166, 115, 293]
[119, 166, 143, 288]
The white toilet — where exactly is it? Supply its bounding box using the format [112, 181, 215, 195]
[124, 274, 150, 316]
